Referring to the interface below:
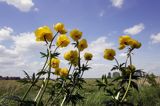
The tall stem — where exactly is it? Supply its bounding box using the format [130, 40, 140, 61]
[114, 58, 120, 67]
[22, 50, 49, 101]
[121, 73, 132, 102]
[61, 94, 67, 106]
[36, 49, 51, 106]
[121, 49, 133, 102]
[36, 32, 59, 105]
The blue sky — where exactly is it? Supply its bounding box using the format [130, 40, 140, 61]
[0, 0, 160, 78]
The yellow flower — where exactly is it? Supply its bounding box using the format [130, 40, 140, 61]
[70, 29, 82, 41]
[71, 58, 78, 66]
[104, 49, 116, 60]
[60, 68, 69, 77]
[78, 39, 88, 51]
[50, 58, 60, 68]
[119, 35, 131, 46]
[56, 34, 70, 47]
[54, 23, 66, 33]
[64, 50, 79, 66]
[54, 68, 61, 75]
[118, 44, 126, 50]
[35, 26, 53, 42]
[64, 50, 78, 61]
[84, 52, 93, 61]
[59, 28, 67, 34]
[128, 39, 141, 49]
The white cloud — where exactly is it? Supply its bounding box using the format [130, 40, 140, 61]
[84, 36, 114, 60]
[119, 52, 127, 57]
[150, 33, 160, 44]
[0, 27, 13, 41]
[0, 28, 116, 78]
[123, 23, 145, 35]
[0, 27, 46, 76]
[0, 0, 35, 12]
[110, 0, 124, 8]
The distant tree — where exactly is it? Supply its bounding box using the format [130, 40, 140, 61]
[107, 72, 111, 78]
[113, 72, 120, 78]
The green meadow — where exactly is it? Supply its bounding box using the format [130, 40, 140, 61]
[1, 79, 160, 106]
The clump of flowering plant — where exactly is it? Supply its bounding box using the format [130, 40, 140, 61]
[96, 35, 143, 106]
[8, 23, 93, 106]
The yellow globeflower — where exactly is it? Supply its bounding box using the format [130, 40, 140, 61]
[118, 44, 126, 50]
[59, 28, 67, 34]
[54, 68, 61, 75]
[50, 58, 60, 68]
[84, 52, 93, 61]
[60, 68, 69, 77]
[54, 23, 67, 34]
[35, 26, 53, 42]
[119, 35, 131, 46]
[128, 39, 141, 49]
[104, 49, 116, 61]
[64, 50, 78, 61]
[71, 58, 78, 66]
[56, 34, 70, 47]
[70, 29, 82, 41]
[78, 39, 88, 51]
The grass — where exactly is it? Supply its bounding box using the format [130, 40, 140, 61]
[0, 79, 160, 106]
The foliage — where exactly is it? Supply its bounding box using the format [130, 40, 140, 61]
[0, 23, 92, 106]
[96, 35, 144, 105]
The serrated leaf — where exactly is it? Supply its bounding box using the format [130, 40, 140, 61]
[51, 52, 60, 58]
[40, 52, 48, 58]
[23, 70, 31, 81]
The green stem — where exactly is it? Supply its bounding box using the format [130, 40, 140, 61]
[120, 73, 132, 102]
[35, 32, 59, 105]
[61, 94, 67, 106]
[80, 60, 89, 78]
[34, 75, 47, 102]
[114, 58, 120, 67]
[22, 84, 33, 101]
[36, 50, 52, 106]
[121, 48, 133, 102]
[22, 51, 49, 101]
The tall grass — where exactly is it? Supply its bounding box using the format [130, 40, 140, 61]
[1, 79, 160, 106]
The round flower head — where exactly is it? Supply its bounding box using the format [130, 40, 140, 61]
[56, 34, 70, 47]
[54, 68, 61, 75]
[71, 58, 78, 66]
[50, 58, 60, 68]
[35, 26, 53, 42]
[60, 68, 69, 77]
[54, 22, 67, 34]
[78, 39, 88, 51]
[64, 50, 78, 61]
[119, 35, 131, 46]
[70, 29, 82, 41]
[118, 44, 126, 50]
[128, 39, 141, 49]
[104, 49, 116, 61]
[128, 65, 136, 73]
[84, 52, 93, 61]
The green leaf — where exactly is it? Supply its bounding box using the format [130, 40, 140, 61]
[112, 76, 123, 82]
[40, 52, 48, 58]
[37, 71, 47, 76]
[51, 52, 60, 58]
[130, 81, 139, 91]
[23, 70, 31, 81]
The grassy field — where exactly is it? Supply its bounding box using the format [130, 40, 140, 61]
[0, 79, 160, 106]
